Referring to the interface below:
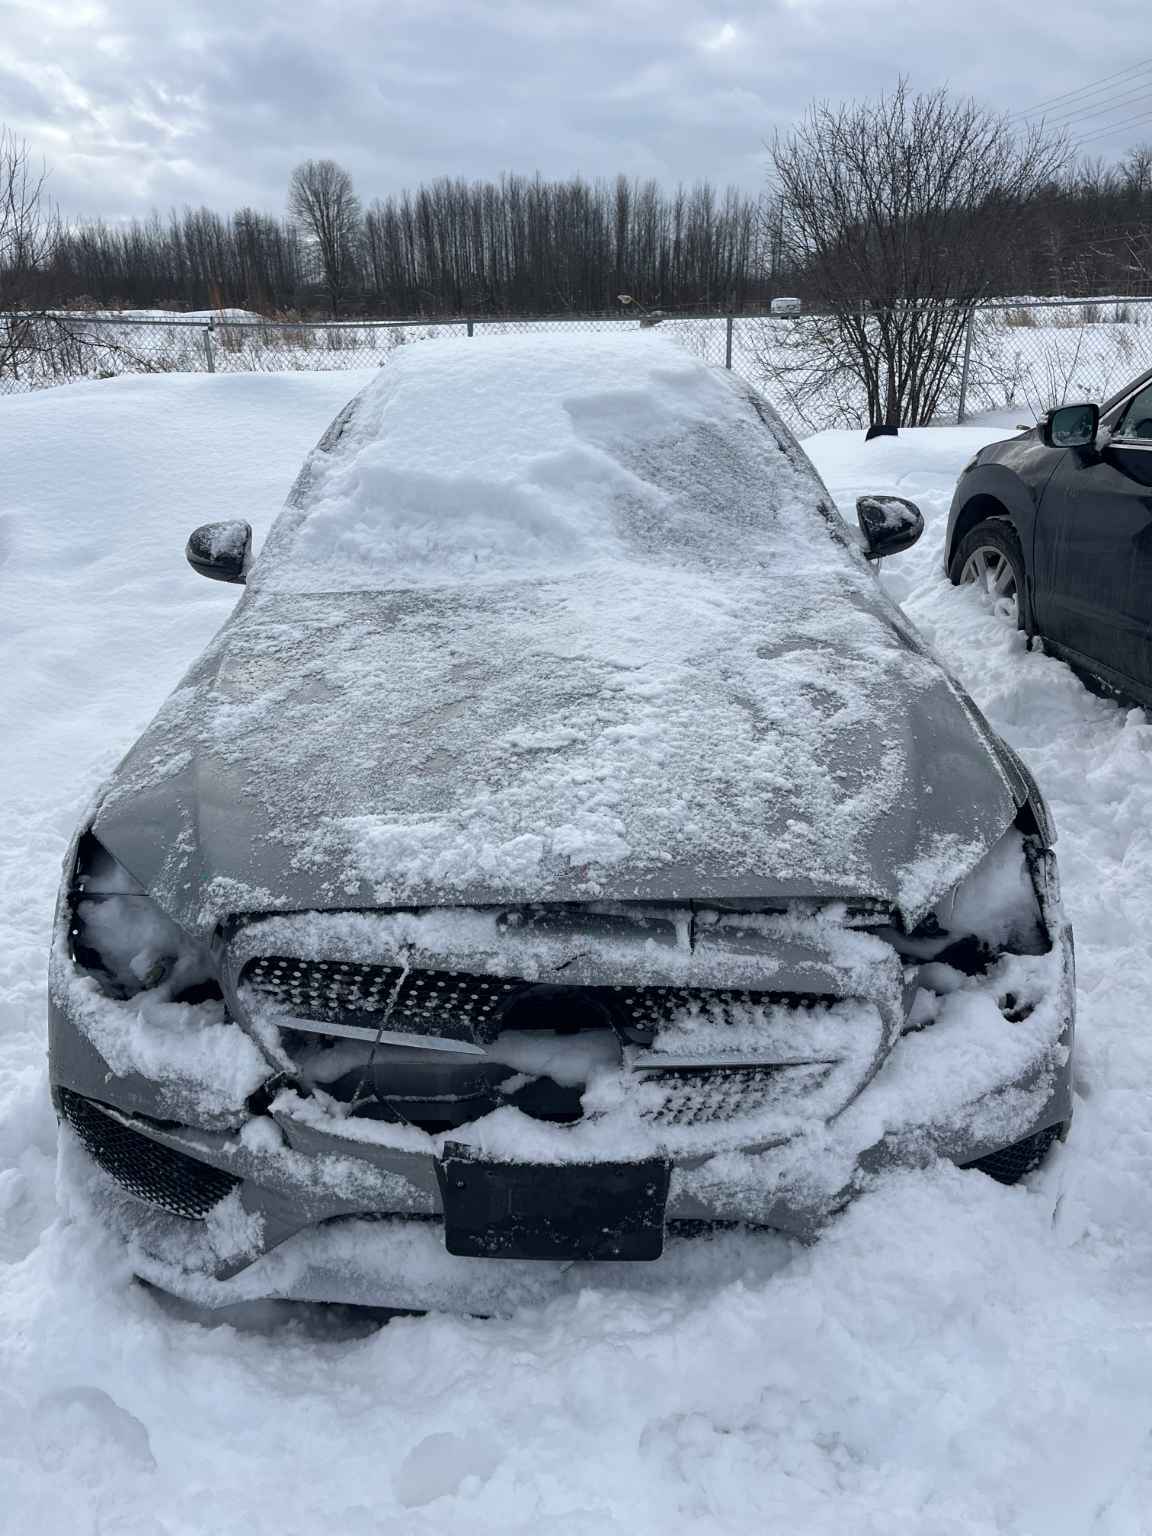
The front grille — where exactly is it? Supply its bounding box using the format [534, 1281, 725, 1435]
[58, 1088, 240, 1219]
[964, 1124, 1062, 1186]
[240, 954, 837, 1046]
[236, 952, 873, 1133]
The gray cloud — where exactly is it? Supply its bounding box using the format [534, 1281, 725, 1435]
[2, 0, 1150, 219]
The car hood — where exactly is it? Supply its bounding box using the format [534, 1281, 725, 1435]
[92, 340, 1023, 934]
[93, 568, 1022, 937]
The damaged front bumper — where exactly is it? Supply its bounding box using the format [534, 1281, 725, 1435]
[49, 912, 1075, 1311]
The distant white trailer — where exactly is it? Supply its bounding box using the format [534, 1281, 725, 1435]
[770, 296, 803, 318]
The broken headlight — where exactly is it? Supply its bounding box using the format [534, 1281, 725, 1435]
[889, 825, 1057, 1032]
[893, 828, 1049, 969]
[67, 833, 218, 1002]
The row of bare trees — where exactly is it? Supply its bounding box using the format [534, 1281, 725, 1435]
[981, 147, 1152, 297]
[10, 119, 1152, 327]
[43, 169, 766, 317]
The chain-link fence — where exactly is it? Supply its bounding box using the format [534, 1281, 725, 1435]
[7, 298, 1152, 434]
[0, 310, 803, 412]
[0, 310, 735, 382]
[955, 297, 1152, 423]
[0, 309, 842, 440]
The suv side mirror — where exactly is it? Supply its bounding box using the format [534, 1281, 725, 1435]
[855, 495, 924, 559]
[1041, 402, 1099, 449]
[185, 520, 252, 584]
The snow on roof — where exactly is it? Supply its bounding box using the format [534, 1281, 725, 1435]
[252, 331, 824, 594]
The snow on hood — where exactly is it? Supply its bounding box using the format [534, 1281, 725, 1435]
[92, 333, 1020, 933]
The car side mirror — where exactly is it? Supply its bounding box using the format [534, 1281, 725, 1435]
[1041, 402, 1099, 449]
[185, 520, 252, 584]
[855, 495, 924, 559]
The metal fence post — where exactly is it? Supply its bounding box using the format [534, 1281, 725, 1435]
[724, 315, 734, 370]
[202, 322, 215, 374]
[957, 308, 976, 423]
[466, 319, 474, 338]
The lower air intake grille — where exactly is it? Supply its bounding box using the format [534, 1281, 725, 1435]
[641, 1063, 834, 1126]
[964, 1124, 1062, 1186]
[59, 1088, 240, 1219]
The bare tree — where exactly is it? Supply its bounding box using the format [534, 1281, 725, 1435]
[0, 126, 62, 383]
[289, 159, 362, 315]
[767, 83, 1067, 426]
[1, 127, 59, 301]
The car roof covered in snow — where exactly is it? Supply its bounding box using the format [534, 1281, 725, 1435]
[250, 330, 839, 596]
[95, 333, 1021, 928]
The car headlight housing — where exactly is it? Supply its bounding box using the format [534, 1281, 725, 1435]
[885, 814, 1068, 1040]
[67, 833, 218, 1002]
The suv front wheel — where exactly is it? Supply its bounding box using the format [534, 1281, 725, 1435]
[950, 518, 1031, 634]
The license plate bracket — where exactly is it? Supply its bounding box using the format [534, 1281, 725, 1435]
[436, 1143, 671, 1261]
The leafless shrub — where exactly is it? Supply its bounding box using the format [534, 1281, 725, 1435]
[1023, 327, 1089, 413]
[960, 304, 1151, 417]
[215, 322, 247, 355]
[767, 82, 1067, 426]
[323, 325, 354, 352]
[746, 315, 871, 431]
[1, 313, 177, 389]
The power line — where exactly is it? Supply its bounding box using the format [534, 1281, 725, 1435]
[1039, 82, 1152, 130]
[1072, 105, 1152, 149]
[1011, 59, 1152, 120]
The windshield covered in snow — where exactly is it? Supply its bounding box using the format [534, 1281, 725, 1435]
[250, 333, 835, 595]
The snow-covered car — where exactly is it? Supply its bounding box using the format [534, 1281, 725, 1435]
[49, 334, 1074, 1313]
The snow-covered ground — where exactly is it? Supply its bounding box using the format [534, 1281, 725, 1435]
[3, 369, 1152, 1532]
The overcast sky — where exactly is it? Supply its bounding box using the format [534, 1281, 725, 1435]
[5, 0, 1152, 221]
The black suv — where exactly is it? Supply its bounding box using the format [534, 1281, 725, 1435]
[947, 369, 1152, 703]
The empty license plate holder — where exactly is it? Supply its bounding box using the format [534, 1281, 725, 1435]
[436, 1144, 671, 1261]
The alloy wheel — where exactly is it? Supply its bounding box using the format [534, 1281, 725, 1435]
[959, 545, 1019, 626]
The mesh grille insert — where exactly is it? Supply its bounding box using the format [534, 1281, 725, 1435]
[964, 1124, 1062, 1186]
[640, 1064, 835, 1126]
[241, 956, 517, 1038]
[612, 986, 835, 1035]
[59, 1088, 240, 1219]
